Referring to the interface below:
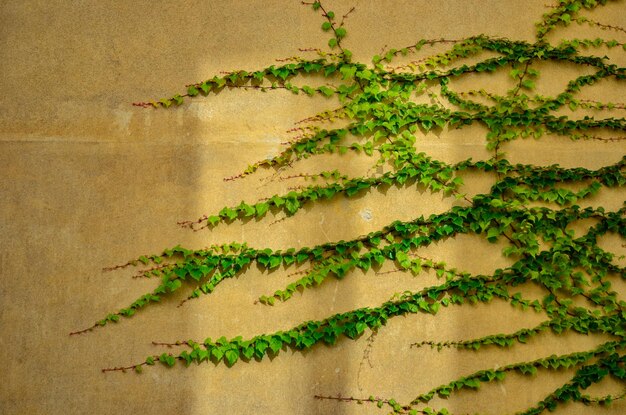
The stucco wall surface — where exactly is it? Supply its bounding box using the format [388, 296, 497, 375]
[1, 1, 625, 414]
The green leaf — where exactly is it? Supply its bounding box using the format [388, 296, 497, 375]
[321, 22, 331, 31]
[189, 268, 203, 281]
[242, 346, 254, 360]
[159, 353, 176, 367]
[167, 279, 182, 293]
[487, 228, 500, 242]
[270, 195, 285, 207]
[268, 256, 282, 269]
[200, 82, 211, 94]
[285, 198, 300, 214]
[269, 337, 283, 354]
[301, 85, 315, 95]
[396, 251, 411, 269]
[239, 202, 256, 217]
[255, 340, 269, 355]
[219, 207, 238, 221]
[464, 378, 481, 389]
[318, 86, 334, 97]
[339, 65, 356, 80]
[224, 349, 239, 367]
[255, 202, 269, 217]
[211, 347, 224, 361]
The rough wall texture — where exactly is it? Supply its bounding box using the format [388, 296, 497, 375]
[1, 1, 624, 414]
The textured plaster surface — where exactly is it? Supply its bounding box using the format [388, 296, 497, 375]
[1, 1, 625, 414]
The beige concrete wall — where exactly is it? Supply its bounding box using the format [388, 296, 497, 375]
[1, 1, 624, 414]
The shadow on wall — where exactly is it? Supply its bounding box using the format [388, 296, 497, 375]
[116, 16, 360, 415]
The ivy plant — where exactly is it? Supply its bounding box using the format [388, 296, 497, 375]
[73, 1, 625, 413]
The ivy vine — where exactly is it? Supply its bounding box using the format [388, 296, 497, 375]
[73, 1, 625, 413]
